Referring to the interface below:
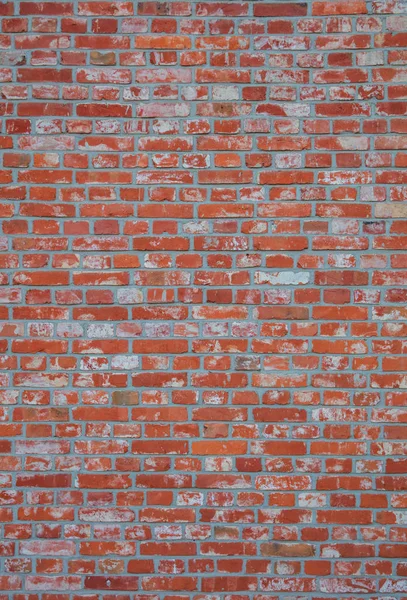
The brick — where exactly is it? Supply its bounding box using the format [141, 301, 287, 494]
[1, 0, 406, 596]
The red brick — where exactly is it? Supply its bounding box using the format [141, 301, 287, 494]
[2, 0, 405, 595]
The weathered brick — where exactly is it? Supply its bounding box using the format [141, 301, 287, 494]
[1, 0, 406, 596]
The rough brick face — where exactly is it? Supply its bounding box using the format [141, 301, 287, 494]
[1, 0, 407, 596]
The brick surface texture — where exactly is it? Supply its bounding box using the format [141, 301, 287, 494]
[2, 0, 407, 597]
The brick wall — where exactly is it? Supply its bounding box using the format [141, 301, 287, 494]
[2, 0, 407, 597]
